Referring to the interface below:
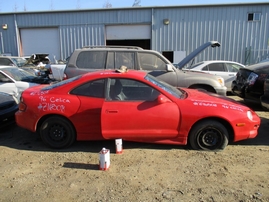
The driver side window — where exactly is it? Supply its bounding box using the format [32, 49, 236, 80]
[109, 78, 160, 101]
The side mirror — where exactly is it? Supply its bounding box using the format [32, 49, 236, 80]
[157, 94, 172, 104]
[166, 64, 174, 72]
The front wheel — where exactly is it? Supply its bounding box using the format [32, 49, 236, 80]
[189, 120, 229, 151]
[39, 116, 76, 149]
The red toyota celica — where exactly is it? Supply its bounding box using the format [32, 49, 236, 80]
[15, 69, 260, 151]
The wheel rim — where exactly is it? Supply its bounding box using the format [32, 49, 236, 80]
[48, 124, 67, 143]
[197, 127, 223, 150]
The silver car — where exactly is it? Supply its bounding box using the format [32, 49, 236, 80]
[184, 60, 245, 91]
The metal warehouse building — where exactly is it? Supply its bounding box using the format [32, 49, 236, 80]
[0, 2, 268, 65]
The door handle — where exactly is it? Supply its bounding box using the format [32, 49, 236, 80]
[106, 110, 118, 113]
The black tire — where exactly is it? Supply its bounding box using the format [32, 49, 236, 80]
[190, 85, 216, 94]
[189, 120, 229, 151]
[39, 116, 76, 149]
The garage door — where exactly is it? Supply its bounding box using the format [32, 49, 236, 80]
[20, 28, 60, 62]
[106, 25, 151, 49]
[106, 25, 151, 40]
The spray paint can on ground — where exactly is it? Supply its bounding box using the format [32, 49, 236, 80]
[99, 148, 110, 171]
[115, 139, 123, 154]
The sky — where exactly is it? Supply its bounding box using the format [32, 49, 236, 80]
[0, 0, 266, 13]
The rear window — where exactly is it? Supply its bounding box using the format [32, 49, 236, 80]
[42, 76, 81, 90]
[76, 51, 106, 69]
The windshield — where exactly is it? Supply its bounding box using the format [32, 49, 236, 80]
[145, 74, 184, 98]
[185, 62, 204, 69]
[11, 58, 27, 67]
[1, 67, 34, 81]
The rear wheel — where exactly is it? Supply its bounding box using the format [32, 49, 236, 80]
[189, 120, 229, 151]
[39, 116, 76, 149]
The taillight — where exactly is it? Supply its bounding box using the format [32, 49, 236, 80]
[247, 72, 258, 86]
[18, 102, 27, 111]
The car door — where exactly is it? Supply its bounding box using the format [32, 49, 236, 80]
[225, 63, 244, 90]
[101, 78, 180, 140]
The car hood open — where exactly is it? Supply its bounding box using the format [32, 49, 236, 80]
[177, 41, 221, 69]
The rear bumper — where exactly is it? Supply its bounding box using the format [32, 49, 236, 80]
[15, 110, 36, 132]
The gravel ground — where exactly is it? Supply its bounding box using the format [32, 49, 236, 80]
[0, 96, 269, 202]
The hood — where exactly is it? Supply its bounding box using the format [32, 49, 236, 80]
[179, 69, 225, 84]
[21, 75, 52, 84]
[177, 41, 220, 69]
[184, 88, 248, 111]
[25, 54, 50, 66]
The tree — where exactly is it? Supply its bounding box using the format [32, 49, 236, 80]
[13, 3, 18, 12]
[50, 0, 54, 10]
[76, 0, 81, 9]
[133, 0, 141, 7]
[103, 0, 112, 8]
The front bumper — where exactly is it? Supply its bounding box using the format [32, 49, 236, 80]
[214, 86, 227, 96]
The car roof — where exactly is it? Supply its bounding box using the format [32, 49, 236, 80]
[0, 66, 18, 69]
[81, 69, 147, 80]
[197, 60, 244, 64]
[0, 56, 21, 58]
[81, 45, 144, 50]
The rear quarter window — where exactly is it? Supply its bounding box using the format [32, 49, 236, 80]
[76, 51, 106, 69]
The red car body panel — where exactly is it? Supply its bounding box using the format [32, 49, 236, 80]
[102, 99, 180, 139]
[15, 70, 260, 146]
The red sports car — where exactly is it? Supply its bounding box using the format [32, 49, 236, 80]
[15, 69, 260, 151]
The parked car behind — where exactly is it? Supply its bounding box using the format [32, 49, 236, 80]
[63, 41, 227, 96]
[16, 68, 260, 150]
[183, 60, 245, 91]
[0, 66, 51, 100]
[0, 54, 54, 80]
[260, 75, 269, 110]
[231, 61, 269, 105]
[0, 92, 18, 128]
[0, 56, 27, 67]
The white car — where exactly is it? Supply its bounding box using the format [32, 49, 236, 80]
[0, 66, 43, 101]
[183, 60, 245, 91]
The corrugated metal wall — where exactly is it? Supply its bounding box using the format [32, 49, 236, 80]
[0, 3, 268, 64]
[152, 4, 269, 65]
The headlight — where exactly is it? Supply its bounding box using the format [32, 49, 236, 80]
[247, 110, 253, 121]
[218, 78, 225, 86]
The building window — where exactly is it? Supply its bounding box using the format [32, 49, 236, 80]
[248, 13, 261, 21]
